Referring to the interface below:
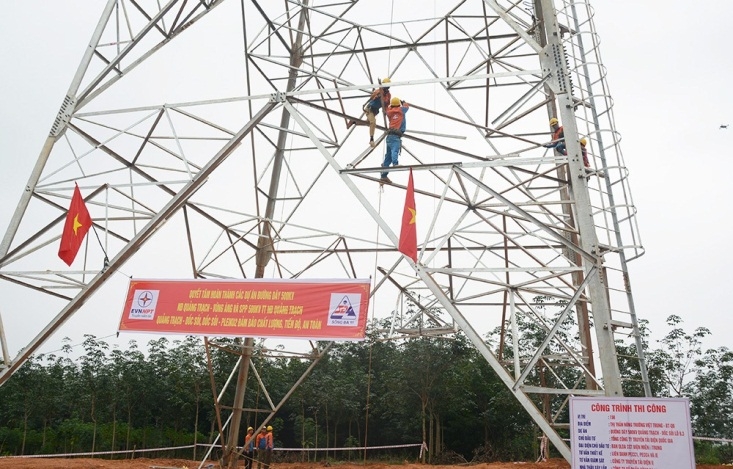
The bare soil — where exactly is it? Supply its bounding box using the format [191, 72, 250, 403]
[0, 459, 728, 469]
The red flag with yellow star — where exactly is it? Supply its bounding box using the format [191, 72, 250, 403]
[58, 184, 92, 266]
[399, 169, 417, 262]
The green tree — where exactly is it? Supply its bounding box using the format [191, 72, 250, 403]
[650, 315, 710, 397]
[689, 346, 733, 439]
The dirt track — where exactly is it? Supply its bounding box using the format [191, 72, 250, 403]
[0, 459, 729, 469]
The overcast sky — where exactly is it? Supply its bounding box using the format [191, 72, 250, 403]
[1, 0, 732, 358]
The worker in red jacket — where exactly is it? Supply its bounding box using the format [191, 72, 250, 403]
[255, 427, 268, 469]
[379, 96, 409, 184]
[257, 425, 274, 469]
[243, 426, 255, 469]
[544, 117, 565, 154]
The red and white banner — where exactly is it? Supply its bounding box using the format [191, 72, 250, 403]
[118, 278, 371, 340]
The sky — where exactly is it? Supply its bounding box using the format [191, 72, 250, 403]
[589, 0, 733, 349]
[1, 0, 732, 360]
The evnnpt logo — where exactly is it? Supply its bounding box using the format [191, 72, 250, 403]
[327, 294, 361, 326]
[129, 290, 159, 320]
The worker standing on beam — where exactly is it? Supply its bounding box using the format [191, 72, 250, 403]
[365, 77, 392, 148]
[380, 97, 409, 185]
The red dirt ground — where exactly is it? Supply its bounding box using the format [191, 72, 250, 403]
[0, 459, 729, 469]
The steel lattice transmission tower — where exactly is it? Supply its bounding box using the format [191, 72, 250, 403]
[0, 0, 650, 463]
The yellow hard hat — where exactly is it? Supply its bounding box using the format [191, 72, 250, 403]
[390, 96, 401, 106]
[247, 427, 254, 432]
[267, 425, 273, 431]
[382, 77, 391, 84]
[549, 117, 558, 126]
[580, 138, 587, 146]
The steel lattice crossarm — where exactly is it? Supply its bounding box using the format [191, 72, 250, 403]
[0, 0, 648, 463]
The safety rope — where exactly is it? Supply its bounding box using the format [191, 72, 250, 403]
[363, 342, 373, 463]
[370, 186, 383, 321]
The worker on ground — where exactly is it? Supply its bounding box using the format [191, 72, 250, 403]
[244, 426, 255, 469]
[365, 77, 392, 148]
[256, 427, 268, 469]
[262, 425, 274, 469]
[544, 117, 565, 153]
[380, 96, 409, 185]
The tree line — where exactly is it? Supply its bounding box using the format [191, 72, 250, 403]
[0, 314, 731, 464]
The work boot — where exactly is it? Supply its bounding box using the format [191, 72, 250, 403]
[379, 177, 392, 185]
[369, 138, 376, 148]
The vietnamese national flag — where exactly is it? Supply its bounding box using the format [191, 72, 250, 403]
[58, 184, 92, 266]
[399, 169, 417, 262]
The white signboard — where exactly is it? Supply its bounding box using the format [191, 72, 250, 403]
[570, 397, 694, 469]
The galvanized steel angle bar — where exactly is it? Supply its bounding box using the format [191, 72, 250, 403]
[455, 166, 592, 262]
[412, 51, 503, 155]
[0, 101, 276, 386]
[68, 124, 201, 205]
[162, 107, 195, 178]
[467, 211, 580, 287]
[0, 271, 86, 291]
[78, 0, 182, 104]
[129, 108, 166, 166]
[513, 289, 600, 387]
[283, 0, 406, 54]
[492, 75, 551, 125]
[195, 227, 250, 275]
[61, 132, 87, 178]
[440, 20, 495, 81]
[40, 111, 165, 185]
[116, 0, 136, 46]
[78, 1, 225, 109]
[247, 0, 295, 55]
[257, 121, 336, 148]
[126, 0, 172, 37]
[420, 172, 470, 266]
[0, 185, 121, 269]
[376, 269, 454, 333]
[456, 176, 576, 242]
[482, 0, 542, 53]
[292, 237, 355, 280]
[417, 267, 572, 459]
[167, 106, 238, 138]
[282, 101, 403, 252]
[0, 274, 75, 302]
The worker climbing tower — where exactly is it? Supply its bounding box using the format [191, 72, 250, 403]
[0, 0, 648, 463]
